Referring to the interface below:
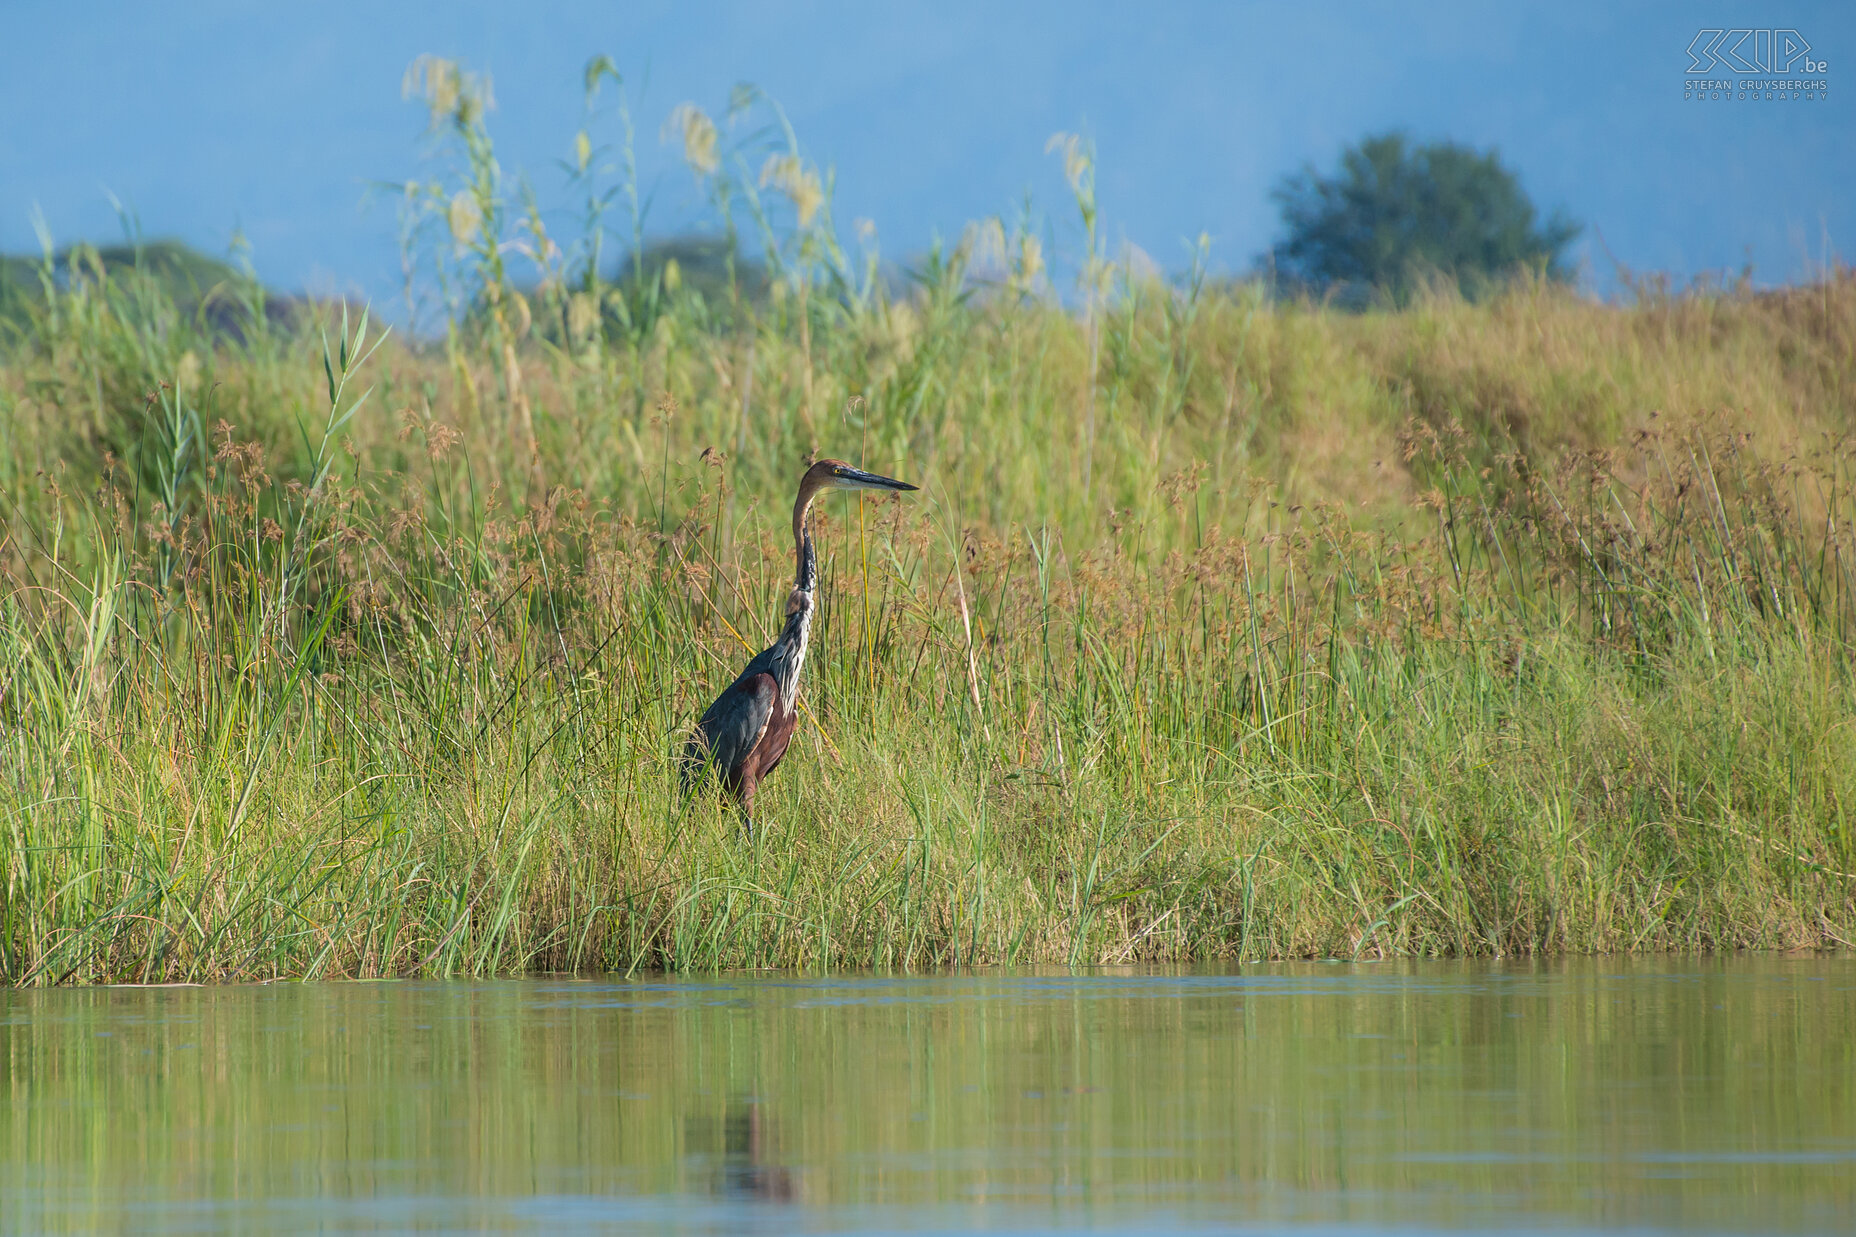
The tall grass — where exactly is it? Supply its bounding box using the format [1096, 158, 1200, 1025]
[1, 58, 1852, 982]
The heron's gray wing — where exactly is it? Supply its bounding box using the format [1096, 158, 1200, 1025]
[682, 672, 778, 788]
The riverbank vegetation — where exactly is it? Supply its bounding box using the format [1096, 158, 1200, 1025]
[2, 60, 1852, 982]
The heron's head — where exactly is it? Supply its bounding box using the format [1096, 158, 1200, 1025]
[794, 459, 918, 538]
[807, 458, 919, 496]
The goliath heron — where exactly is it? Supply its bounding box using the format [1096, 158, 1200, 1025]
[682, 458, 918, 821]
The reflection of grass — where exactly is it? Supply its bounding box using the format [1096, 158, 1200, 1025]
[1, 63, 1853, 982]
[5, 966, 1854, 1228]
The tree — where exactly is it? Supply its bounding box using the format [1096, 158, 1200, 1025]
[1267, 132, 1579, 305]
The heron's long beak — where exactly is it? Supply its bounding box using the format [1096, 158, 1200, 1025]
[831, 465, 918, 493]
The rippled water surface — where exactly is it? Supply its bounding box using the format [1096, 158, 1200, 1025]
[3, 957, 1852, 1233]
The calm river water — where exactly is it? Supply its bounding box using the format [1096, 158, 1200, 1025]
[3, 957, 1851, 1233]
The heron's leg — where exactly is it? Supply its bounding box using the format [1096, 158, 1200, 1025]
[736, 775, 760, 840]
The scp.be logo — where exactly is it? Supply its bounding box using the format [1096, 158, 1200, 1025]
[1686, 29, 1823, 74]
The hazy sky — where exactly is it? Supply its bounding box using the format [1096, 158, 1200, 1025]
[2, 1, 1848, 312]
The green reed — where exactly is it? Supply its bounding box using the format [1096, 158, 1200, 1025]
[1, 57, 1853, 982]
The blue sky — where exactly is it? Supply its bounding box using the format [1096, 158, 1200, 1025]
[2, 2, 1849, 312]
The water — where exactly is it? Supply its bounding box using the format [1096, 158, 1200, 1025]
[3, 957, 1851, 1234]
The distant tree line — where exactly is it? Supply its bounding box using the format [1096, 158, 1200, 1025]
[3, 130, 1582, 333]
[0, 240, 303, 343]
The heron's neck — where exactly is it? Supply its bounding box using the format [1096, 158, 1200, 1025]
[792, 492, 819, 592]
[771, 587, 815, 709]
[771, 494, 821, 706]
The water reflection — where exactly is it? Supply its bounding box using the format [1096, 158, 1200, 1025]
[685, 1098, 796, 1203]
[1, 958, 1852, 1233]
